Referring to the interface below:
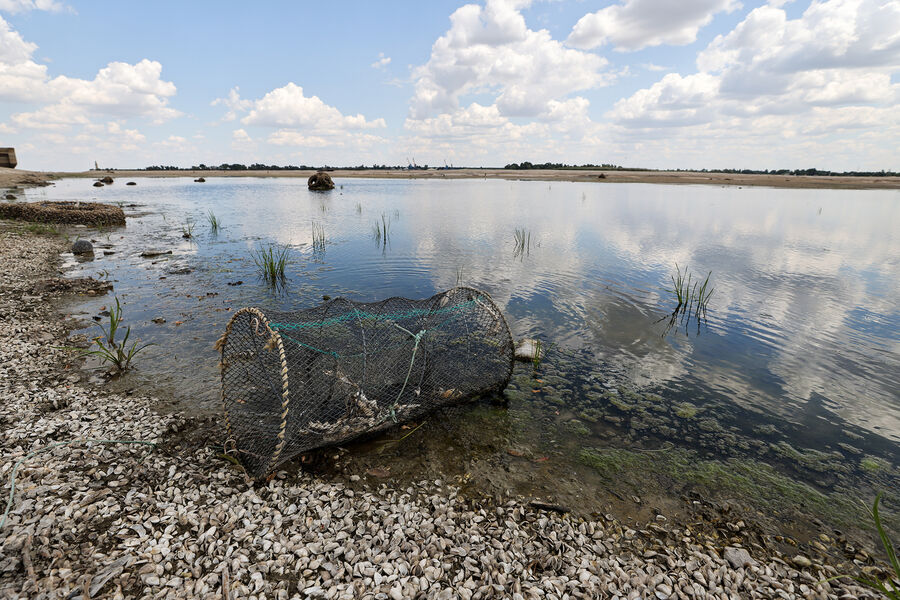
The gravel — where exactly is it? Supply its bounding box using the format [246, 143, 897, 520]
[0, 226, 882, 599]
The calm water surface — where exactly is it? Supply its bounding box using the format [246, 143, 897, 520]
[23, 177, 900, 524]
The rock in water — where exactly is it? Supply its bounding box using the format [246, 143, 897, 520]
[71, 239, 94, 255]
[308, 171, 335, 190]
[93, 182, 104, 187]
[126, 181, 137, 186]
[724, 547, 756, 569]
[194, 177, 206, 182]
[99, 176, 114, 184]
[514, 338, 544, 361]
[4, 194, 15, 200]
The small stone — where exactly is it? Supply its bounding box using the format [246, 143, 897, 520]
[724, 547, 756, 569]
[71, 239, 94, 255]
[792, 555, 813, 569]
[514, 338, 544, 361]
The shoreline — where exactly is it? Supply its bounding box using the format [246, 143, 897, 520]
[0, 220, 891, 598]
[3, 166, 900, 190]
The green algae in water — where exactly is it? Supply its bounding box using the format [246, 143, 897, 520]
[773, 441, 850, 474]
[674, 403, 701, 418]
[861, 455, 890, 473]
[565, 419, 590, 436]
[578, 446, 896, 531]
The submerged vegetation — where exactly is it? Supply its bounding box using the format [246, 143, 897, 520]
[578, 446, 896, 531]
[73, 297, 151, 373]
[311, 221, 326, 252]
[251, 244, 289, 285]
[513, 227, 532, 258]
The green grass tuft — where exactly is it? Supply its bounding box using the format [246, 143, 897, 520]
[70, 297, 151, 372]
[206, 210, 220, 234]
[372, 213, 391, 247]
[24, 222, 60, 236]
[251, 244, 289, 285]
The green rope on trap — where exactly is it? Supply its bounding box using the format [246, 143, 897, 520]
[267, 298, 480, 332]
[1, 438, 157, 531]
[273, 300, 473, 359]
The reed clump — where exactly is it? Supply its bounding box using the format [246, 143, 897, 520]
[373, 213, 391, 246]
[206, 210, 220, 234]
[251, 244, 289, 285]
[658, 264, 715, 336]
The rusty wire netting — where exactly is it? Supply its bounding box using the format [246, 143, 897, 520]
[217, 287, 515, 479]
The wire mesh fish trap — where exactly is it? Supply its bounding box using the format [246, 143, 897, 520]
[218, 287, 515, 479]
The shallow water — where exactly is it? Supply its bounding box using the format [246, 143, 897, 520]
[22, 176, 900, 526]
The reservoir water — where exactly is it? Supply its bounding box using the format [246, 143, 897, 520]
[26, 176, 899, 532]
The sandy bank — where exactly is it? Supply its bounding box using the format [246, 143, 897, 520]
[5, 167, 899, 190]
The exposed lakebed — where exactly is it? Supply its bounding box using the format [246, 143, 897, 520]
[20, 176, 899, 539]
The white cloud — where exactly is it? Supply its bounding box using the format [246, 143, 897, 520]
[0, 0, 68, 14]
[1, 16, 179, 129]
[241, 83, 385, 131]
[567, 0, 741, 52]
[211, 87, 252, 121]
[0, 15, 49, 101]
[230, 128, 257, 152]
[606, 0, 900, 168]
[409, 0, 610, 120]
[401, 0, 611, 163]
[371, 52, 391, 69]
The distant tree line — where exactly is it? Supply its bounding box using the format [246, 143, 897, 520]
[676, 168, 899, 177]
[142, 163, 898, 177]
[143, 163, 425, 171]
[145, 163, 310, 171]
[504, 162, 625, 170]
[505, 162, 898, 177]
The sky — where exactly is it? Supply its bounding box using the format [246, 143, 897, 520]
[0, 0, 897, 172]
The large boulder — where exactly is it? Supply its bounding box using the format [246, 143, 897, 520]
[93, 182, 104, 187]
[308, 171, 335, 190]
[99, 176, 114, 184]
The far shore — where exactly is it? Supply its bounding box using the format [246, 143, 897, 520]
[2, 166, 899, 190]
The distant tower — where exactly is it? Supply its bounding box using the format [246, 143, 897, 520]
[94, 161, 99, 171]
